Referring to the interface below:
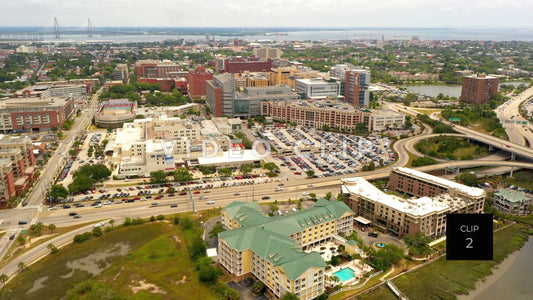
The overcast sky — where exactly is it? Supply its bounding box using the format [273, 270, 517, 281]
[2, 0, 531, 28]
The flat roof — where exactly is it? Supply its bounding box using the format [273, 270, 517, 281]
[342, 177, 449, 217]
[197, 150, 262, 166]
[354, 216, 372, 225]
[394, 167, 485, 198]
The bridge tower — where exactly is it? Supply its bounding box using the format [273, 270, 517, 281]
[53, 17, 60, 39]
[87, 18, 93, 37]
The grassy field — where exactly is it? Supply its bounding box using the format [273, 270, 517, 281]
[383, 224, 530, 300]
[412, 108, 442, 116]
[503, 170, 533, 190]
[89, 223, 219, 300]
[415, 136, 489, 160]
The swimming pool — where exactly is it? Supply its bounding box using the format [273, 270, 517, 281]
[333, 267, 355, 281]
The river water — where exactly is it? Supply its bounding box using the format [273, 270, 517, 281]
[471, 237, 533, 300]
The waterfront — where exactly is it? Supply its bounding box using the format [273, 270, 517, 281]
[459, 237, 533, 300]
[2, 27, 533, 43]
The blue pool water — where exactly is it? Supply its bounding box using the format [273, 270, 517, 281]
[377, 243, 385, 248]
[333, 268, 355, 281]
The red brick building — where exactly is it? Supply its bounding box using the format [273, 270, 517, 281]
[135, 60, 181, 78]
[138, 78, 188, 94]
[0, 97, 74, 132]
[188, 66, 213, 100]
[222, 57, 272, 74]
[460, 74, 499, 104]
[0, 160, 16, 207]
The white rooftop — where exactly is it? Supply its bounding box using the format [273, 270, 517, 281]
[197, 149, 261, 166]
[394, 167, 485, 197]
[342, 177, 449, 217]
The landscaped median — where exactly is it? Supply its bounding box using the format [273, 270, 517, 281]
[355, 224, 530, 300]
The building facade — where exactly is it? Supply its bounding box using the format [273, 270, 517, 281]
[0, 97, 75, 132]
[218, 199, 354, 300]
[493, 189, 531, 216]
[295, 78, 340, 99]
[188, 66, 213, 100]
[222, 57, 272, 74]
[135, 60, 181, 78]
[342, 169, 485, 238]
[114, 63, 129, 81]
[0, 159, 16, 207]
[253, 47, 283, 60]
[330, 65, 371, 107]
[460, 74, 499, 104]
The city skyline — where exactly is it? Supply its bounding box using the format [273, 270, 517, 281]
[3, 0, 531, 28]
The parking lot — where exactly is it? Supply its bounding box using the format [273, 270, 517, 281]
[256, 126, 395, 179]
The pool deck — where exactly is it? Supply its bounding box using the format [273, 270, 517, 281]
[327, 259, 373, 286]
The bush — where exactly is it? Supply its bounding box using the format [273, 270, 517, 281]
[73, 232, 92, 243]
[157, 215, 165, 220]
[92, 227, 103, 237]
[150, 216, 156, 222]
[173, 216, 180, 225]
[212, 282, 239, 300]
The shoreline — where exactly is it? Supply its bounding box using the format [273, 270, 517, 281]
[456, 249, 521, 300]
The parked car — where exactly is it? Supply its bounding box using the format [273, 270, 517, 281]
[170, 204, 178, 208]
[368, 232, 378, 237]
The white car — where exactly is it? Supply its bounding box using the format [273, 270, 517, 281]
[302, 192, 309, 196]
[275, 187, 283, 192]
[93, 222, 105, 228]
[307, 184, 313, 187]
[206, 200, 215, 205]
[48, 206, 57, 211]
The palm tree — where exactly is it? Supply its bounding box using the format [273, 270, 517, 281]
[48, 223, 56, 233]
[17, 262, 26, 272]
[0, 274, 8, 286]
[109, 219, 115, 228]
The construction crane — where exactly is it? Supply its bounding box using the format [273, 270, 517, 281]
[54, 17, 60, 39]
[88, 18, 93, 37]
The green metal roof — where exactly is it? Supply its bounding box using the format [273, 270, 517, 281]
[222, 201, 270, 227]
[495, 189, 528, 203]
[218, 198, 353, 280]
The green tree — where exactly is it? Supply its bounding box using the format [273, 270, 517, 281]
[174, 168, 193, 182]
[263, 162, 279, 171]
[240, 164, 253, 174]
[92, 227, 103, 237]
[456, 172, 478, 186]
[109, 219, 115, 228]
[252, 280, 266, 295]
[0, 274, 7, 286]
[47, 243, 58, 254]
[362, 161, 376, 171]
[281, 292, 299, 300]
[306, 170, 315, 178]
[218, 168, 233, 177]
[412, 156, 438, 167]
[325, 192, 332, 200]
[188, 235, 207, 261]
[404, 232, 432, 256]
[17, 262, 26, 272]
[50, 185, 69, 200]
[209, 222, 225, 239]
[199, 165, 216, 175]
[150, 170, 168, 184]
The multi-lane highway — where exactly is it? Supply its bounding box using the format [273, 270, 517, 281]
[497, 86, 533, 147]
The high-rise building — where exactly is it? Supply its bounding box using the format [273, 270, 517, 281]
[330, 64, 371, 107]
[188, 66, 213, 100]
[252, 47, 282, 60]
[206, 73, 235, 117]
[207, 73, 298, 117]
[114, 64, 129, 81]
[460, 74, 499, 104]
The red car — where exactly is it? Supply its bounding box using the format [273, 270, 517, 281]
[294, 172, 302, 175]
[193, 191, 201, 194]
[133, 197, 140, 200]
[179, 192, 187, 196]
[154, 195, 163, 200]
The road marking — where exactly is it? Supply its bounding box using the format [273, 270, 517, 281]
[31, 218, 37, 225]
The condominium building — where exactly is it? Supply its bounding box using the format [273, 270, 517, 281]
[493, 189, 531, 216]
[295, 78, 340, 99]
[0, 97, 75, 132]
[0, 159, 16, 207]
[389, 167, 486, 204]
[0, 135, 37, 170]
[460, 74, 499, 105]
[218, 199, 354, 299]
[114, 63, 129, 81]
[253, 47, 283, 60]
[341, 168, 486, 238]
